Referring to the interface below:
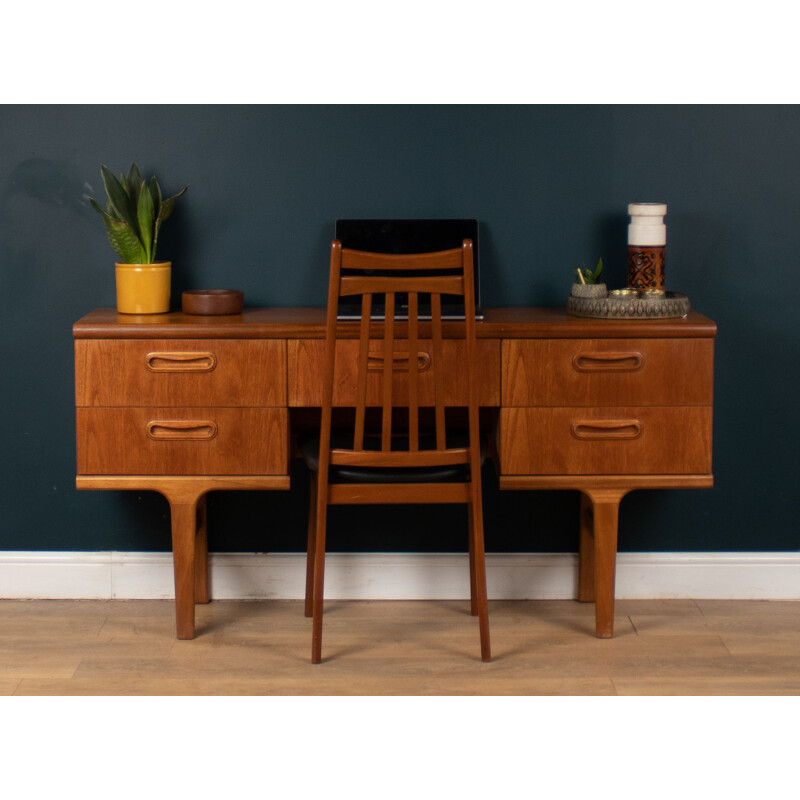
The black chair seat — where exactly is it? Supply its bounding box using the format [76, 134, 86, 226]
[299, 431, 486, 484]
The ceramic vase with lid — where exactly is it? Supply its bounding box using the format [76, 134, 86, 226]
[627, 203, 667, 292]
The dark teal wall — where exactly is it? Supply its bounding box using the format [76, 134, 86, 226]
[1, 105, 797, 553]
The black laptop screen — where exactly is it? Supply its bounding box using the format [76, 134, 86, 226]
[334, 219, 482, 320]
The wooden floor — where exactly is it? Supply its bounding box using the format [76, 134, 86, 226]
[2, 598, 799, 695]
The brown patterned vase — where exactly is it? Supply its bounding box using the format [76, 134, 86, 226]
[627, 246, 666, 291]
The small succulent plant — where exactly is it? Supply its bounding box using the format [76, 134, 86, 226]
[574, 258, 604, 285]
[88, 163, 188, 264]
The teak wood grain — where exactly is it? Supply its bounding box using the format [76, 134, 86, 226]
[305, 241, 490, 664]
[502, 338, 714, 407]
[75, 339, 286, 407]
[288, 338, 500, 407]
[73, 303, 716, 643]
[498, 406, 713, 475]
[76, 407, 288, 475]
[73, 307, 717, 340]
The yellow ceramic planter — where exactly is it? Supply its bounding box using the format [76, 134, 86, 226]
[115, 262, 171, 314]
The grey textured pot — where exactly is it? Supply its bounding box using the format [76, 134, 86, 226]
[571, 283, 607, 299]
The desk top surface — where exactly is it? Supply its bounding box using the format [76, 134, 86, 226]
[74, 307, 717, 340]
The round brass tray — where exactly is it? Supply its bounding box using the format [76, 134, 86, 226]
[566, 290, 690, 319]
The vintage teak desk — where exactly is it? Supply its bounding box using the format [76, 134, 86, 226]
[73, 307, 716, 640]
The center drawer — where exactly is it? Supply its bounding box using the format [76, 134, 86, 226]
[502, 338, 714, 407]
[75, 339, 286, 407]
[288, 339, 500, 407]
[76, 407, 288, 475]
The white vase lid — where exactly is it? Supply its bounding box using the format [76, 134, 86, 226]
[628, 203, 667, 245]
[628, 203, 667, 216]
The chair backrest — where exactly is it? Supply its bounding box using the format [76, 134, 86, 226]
[318, 238, 481, 476]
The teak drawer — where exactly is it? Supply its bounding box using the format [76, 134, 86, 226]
[76, 408, 288, 475]
[501, 339, 714, 407]
[75, 339, 286, 407]
[498, 407, 713, 475]
[288, 339, 500, 407]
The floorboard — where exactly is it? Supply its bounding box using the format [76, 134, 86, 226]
[2, 599, 799, 695]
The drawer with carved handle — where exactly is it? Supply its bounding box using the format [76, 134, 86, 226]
[288, 339, 500, 407]
[501, 339, 714, 407]
[497, 407, 713, 475]
[75, 339, 286, 407]
[76, 408, 288, 475]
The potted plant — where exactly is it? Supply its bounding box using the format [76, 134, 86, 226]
[88, 163, 188, 314]
[571, 258, 607, 298]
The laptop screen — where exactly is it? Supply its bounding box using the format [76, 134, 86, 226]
[334, 219, 482, 320]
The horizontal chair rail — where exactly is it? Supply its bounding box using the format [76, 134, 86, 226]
[338, 275, 464, 296]
[341, 247, 464, 271]
[329, 447, 470, 467]
[327, 482, 472, 504]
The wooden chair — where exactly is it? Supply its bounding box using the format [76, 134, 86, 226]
[301, 238, 490, 664]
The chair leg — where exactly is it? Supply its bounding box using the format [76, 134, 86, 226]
[304, 471, 318, 618]
[469, 494, 491, 662]
[467, 502, 478, 616]
[311, 483, 328, 664]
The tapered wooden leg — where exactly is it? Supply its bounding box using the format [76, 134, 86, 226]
[585, 489, 627, 639]
[311, 482, 328, 664]
[194, 494, 210, 604]
[168, 497, 199, 640]
[469, 492, 491, 662]
[467, 502, 478, 616]
[305, 472, 318, 618]
[578, 492, 595, 602]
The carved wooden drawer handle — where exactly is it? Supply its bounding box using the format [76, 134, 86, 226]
[571, 420, 642, 440]
[146, 420, 218, 440]
[145, 352, 217, 372]
[572, 352, 644, 372]
[367, 351, 432, 372]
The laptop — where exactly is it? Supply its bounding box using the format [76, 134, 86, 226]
[334, 219, 483, 320]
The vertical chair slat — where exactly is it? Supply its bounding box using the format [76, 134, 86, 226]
[430, 292, 446, 451]
[382, 292, 395, 451]
[408, 292, 419, 451]
[353, 292, 372, 451]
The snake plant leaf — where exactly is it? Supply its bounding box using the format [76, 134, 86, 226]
[100, 165, 138, 230]
[90, 199, 147, 263]
[89, 164, 186, 266]
[136, 183, 156, 263]
[594, 258, 604, 281]
[88, 196, 107, 219]
[126, 163, 144, 200]
[148, 176, 161, 220]
[153, 185, 188, 256]
[157, 185, 188, 224]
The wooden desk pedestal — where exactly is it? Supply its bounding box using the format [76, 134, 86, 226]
[74, 307, 716, 640]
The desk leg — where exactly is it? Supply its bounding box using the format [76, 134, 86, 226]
[583, 489, 627, 639]
[166, 491, 205, 640]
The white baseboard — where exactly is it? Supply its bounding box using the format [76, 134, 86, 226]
[1, 551, 799, 600]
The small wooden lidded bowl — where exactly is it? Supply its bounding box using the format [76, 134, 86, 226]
[182, 290, 244, 315]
